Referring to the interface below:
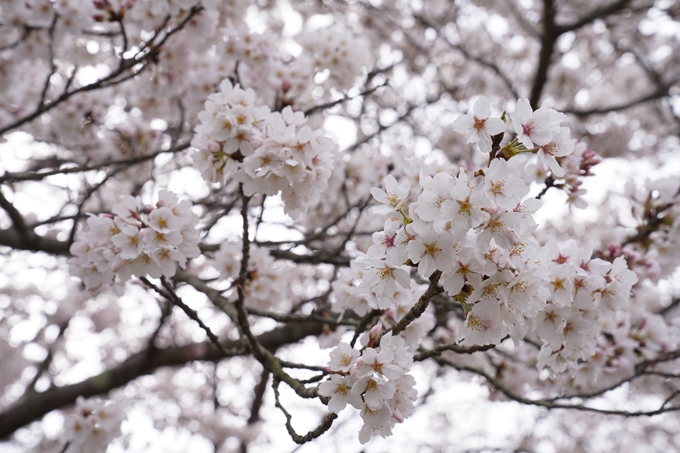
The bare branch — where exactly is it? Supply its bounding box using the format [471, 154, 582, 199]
[437, 356, 680, 417]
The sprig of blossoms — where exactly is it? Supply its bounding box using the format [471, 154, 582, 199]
[63, 396, 126, 453]
[452, 96, 506, 153]
[70, 190, 200, 292]
[349, 164, 637, 373]
[330, 101, 640, 401]
[191, 79, 338, 219]
[319, 332, 417, 444]
[454, 96, 577, 179]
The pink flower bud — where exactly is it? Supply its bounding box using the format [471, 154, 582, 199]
[391, 408, 404, 423]
[207, 140, 221, 152]
[369, 323, 383, 340]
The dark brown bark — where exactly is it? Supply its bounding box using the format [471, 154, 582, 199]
[0, 321, 322, 439]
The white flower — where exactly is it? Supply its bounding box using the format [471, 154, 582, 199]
[328, 342, 360, 373]
[510, 98, 565, 148]
[548, 265, 575, 307]
[148, 207, 182, 233]
[504, 270, 547, 320]
[318, 375, 362, 413]
[484, 158, 530, 209]
[378, 331, 414, 369]
[407, 231, 456, 277]
[440, 173, 490, 236]
[458, 299, 505, 346]
[64, 397, 125, 453]
[356, 347, 404, 380]
[111, 224, 144, 260]
[452, 96, 506, 153]
[370, 174, 411, 215]
[475, 209, 516, 251]
[112, 195, 142, 225]
[351, 376, 395, 410]
[535, 127, 575, 177]
[367, 219, 405, 266]
[413, 172, 453, 222]
[359, 257, 411, 307]
[440, 245, 485, 296]
[358, 403, 395, 444]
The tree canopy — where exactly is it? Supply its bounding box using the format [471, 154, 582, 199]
[1, 0, 680, 452]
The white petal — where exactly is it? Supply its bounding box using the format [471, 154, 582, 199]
[452, 114, 475, 134]
[485, 117, 506, 135]
[472, 97, 491, 119]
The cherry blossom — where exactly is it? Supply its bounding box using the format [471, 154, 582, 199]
[452, 96, 506, 153]
[370, 174, 412, 215]
[2, 2, 679, 452]
[510, 98, 566, 148]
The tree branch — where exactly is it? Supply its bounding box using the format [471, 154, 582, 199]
[0, 319, 323, 439]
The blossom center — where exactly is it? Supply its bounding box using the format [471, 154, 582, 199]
[424, 243, 442, 257]
[378, 268, 394, 281]
[473, 116, 487, 131]
[491, 181, 505, 195]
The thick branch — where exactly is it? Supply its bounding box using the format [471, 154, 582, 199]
[529, 0, 557, 109]
[389, 270, 443, 337]
[0, 225, 69, 255]
[556, 0, 633, 34]
[564, 79, 680, 116]
[0, 320, 322, 439]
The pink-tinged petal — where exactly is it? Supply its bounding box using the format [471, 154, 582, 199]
[328, 396, 347, 414]
[544, 154, 565, 177]
[370, 187, 388, 204]
[472, 97, 491, 119]
[393, 268, 411, 289]
[442, 272, 464, 296]
[477, 132, 493, 153]
[517, 132, 534, 149]
[418, 255, 436, 277]
[384, 174, 399, 192]
[529, 128, 555, 146]
[452, 114, 475, 134]
[465, 129, 482, 144]
[514, 98, 533, 121]
[485, 117, 506, 135]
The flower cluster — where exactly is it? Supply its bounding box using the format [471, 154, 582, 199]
[344, 150, 637, 363]
[70, 190, 200, 292]
[455, 96, 574, 178]
[191, 79, 338, 218]
[319, 332, 417, 444]
[63, 396, 126, 453]
[351, 157, 637, 372]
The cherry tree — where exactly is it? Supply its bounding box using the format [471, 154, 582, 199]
[1, 0, 680, 451]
